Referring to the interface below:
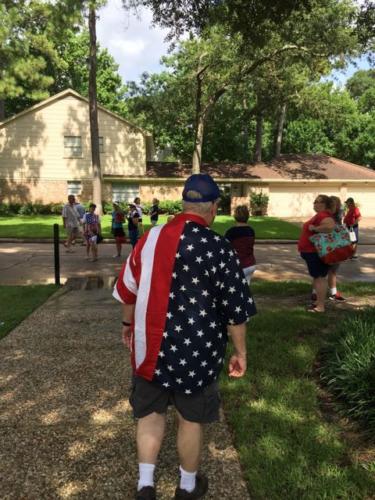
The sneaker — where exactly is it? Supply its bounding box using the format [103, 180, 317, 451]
[136, 486, 156, 500]
[311, 292, 317, 303]
[329, 292, 346, 302]
[113, 254, 121, 258]
[174, 473, 208, 499]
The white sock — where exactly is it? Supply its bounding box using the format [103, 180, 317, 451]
[179, 466, 196, 493]
[312, 288, 317, 294]
[138, 463, 155, 491]
[330, 287, 337, 295]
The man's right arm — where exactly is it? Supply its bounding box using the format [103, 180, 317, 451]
[227, 322, 247, 377]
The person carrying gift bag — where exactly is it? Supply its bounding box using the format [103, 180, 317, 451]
[298, 195, 336, 313]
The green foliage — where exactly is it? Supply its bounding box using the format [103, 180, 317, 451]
[0, 203, 63, 216]
[250, 190, 269, 206]
[220, 285, 375, 499]
[320, 308, 375, 434]
[1, 1, 81, 118]
[50, 29, 128, 117]
[283, 118, 335, 155]
[346, 69, 375, 100]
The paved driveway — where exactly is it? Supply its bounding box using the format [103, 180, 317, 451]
[0, 241, 374, 285]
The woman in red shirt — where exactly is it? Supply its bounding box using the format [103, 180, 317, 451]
[298, 195, 335, 312]
[344, 197, 361, 258]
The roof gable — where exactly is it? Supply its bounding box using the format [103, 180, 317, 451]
[0, 88, 149, 136]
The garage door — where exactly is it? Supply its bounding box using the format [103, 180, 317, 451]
[268, 186, 339, 217]
[346, 187, 375, 217]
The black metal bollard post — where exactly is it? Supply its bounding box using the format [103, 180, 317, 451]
[53, 223, 60, 286]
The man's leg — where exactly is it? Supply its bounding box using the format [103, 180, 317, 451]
[136, 412, 166, 491]
[175, 411, 206, 495]
[176, 412, 202, 472]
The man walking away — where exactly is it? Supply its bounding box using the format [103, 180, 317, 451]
[113, 174, 256, 499]
[62, 195, 80, 252]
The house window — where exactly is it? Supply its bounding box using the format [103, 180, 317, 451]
[64, 136, 82, 157]
[112, 183, 139, 203]
[67, 181, 82, 196]
[99, 136, 104, 153]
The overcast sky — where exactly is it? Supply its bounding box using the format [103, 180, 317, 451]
[96, 0, 370, 86]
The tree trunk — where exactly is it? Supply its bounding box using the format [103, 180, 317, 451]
[192, 116, 204, 174]
[0, 100, 5, 122]
[275, 102, 287, 158]
[254, 112, 263, 162]
[89, 6, 102, 215]
[242, 98, 250, 162]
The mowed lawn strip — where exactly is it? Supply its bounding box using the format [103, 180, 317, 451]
[220, 280, 375, 500]
[0, 285, 58, 340]
[0, 215, 300, 239]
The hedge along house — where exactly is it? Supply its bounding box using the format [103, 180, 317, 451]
[0, 89, 154, 204]
[138, 155, 375, 217]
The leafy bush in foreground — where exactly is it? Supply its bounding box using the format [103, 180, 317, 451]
[320, 308, 375, 434]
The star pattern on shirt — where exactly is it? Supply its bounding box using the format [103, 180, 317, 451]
[153, 221, 257, 393]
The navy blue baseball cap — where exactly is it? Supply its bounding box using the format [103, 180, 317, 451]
[182, 174, 221, 202]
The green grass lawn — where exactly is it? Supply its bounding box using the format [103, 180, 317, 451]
[0, 285, 58, 340]
[0, 214, 300, 239]
[220, 280, 375, 500]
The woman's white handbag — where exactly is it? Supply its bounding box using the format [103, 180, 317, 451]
[349, 228, 356, 243]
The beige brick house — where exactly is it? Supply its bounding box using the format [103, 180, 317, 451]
[1, 89, 375, 216]
[0, 88, 153, 204]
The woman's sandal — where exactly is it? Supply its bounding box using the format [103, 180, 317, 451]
[306, 306, 324, 313]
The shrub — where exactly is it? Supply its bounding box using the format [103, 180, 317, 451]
[159, 200, 182, 214]
[18, 202, 35, 215]
[319, 308, 375, 434]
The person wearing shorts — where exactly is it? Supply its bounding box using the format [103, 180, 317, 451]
[62, 195, 80, 253]
[111, 202, 126, 258]
[113, 174, 256, 500]
[298, 194, 335, 313]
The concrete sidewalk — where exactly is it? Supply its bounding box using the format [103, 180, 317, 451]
[1, 241, 374, 285]
[0, 285, 249, 499]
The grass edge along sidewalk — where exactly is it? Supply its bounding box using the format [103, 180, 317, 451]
[221, 280, 375, 500]
[0, 285, 58, 340]
[0, 215, 301, 240]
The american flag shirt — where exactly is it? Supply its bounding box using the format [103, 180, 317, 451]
[113, 212, 256, 394]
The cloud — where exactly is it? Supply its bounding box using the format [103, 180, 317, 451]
[97, 0, 170, 82]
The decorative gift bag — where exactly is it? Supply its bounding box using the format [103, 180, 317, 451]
[309, 224, 354, 264]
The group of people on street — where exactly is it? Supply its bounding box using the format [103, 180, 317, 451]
[62, 195, 102, 261]
[298, 195, 361, 313]
[62, 196, 161, 260]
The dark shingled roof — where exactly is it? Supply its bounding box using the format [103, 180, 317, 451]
[146, 154, 375, 181]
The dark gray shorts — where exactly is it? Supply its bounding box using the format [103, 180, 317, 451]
[130, 376, 221, 423]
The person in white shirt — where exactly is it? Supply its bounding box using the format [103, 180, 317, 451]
[62, 195, 80, 252]
[134, 197, 144, 235]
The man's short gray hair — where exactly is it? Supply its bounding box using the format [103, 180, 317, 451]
[182, 190, 219, 215]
